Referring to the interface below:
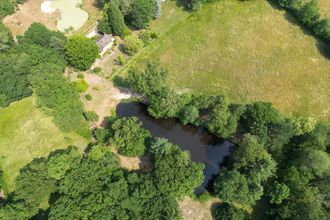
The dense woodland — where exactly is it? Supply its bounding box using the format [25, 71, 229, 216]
[0, 0, 329, 219]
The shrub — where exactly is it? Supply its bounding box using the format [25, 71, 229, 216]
[297, 0, 320, 28]
[83, 111, 99, 122]
[111, 117, 151, 157]
[122, 35, 143, 55]
[65, 35, 99, 70]
[115, 54, 125, 65]
[214, 203, 246, 220]
[85, 94, 92, 101]
[77, 73, 84, 79]
[93, 67, 102, 74]
[72, 79, 89, 93]
[138, 30, 158, 45]
[0, 0, 15, 18]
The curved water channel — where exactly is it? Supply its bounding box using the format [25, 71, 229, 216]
[116, 102, 233, 194]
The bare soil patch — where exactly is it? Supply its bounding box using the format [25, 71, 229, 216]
[179, 197, 220, 220]
[3, 0, 58, 36]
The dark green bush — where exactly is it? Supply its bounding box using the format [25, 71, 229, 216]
[83, 111, 99, 122]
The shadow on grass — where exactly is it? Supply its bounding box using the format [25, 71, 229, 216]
[267, 0, 330, 59]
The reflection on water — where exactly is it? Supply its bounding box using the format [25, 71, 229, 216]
[116, 102, 232, 194]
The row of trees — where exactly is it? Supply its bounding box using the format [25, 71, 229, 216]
[0, 23, 93, 136]
[125, 62, 330, 219]
[97, 0, 159, 36]
[274, 0, 330, 45]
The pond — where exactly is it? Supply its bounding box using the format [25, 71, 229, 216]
[42, 0, 88, 32]
[116, 102, 233, 194]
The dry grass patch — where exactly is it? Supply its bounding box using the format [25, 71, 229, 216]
[319, 0, 330, 18]
[3, 0, 58, 36]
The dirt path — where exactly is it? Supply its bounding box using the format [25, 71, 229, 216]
[80, 73, 137, 125]
[3, 0, 58, 36]
[179, 197, 219, 220]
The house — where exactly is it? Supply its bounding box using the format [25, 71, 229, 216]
[96, 34, 114, 56]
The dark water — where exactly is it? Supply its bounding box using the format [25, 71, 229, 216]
[116, 102, 232, 194]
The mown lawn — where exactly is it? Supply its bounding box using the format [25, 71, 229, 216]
[0, 97, 87, 192]
[124, 0, 330, 122]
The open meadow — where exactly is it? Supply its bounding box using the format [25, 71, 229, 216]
[123, 0, 330, 122]
[0, 97, 87, 192]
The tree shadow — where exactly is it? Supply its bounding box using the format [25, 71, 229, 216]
[266, 0, 330, 59]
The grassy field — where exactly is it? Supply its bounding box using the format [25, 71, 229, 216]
[123, 0, 330, 122]
[0, 97, 87, 192]
[319, 0, 330, 18]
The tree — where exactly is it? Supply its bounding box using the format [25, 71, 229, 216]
[297, 0, 320, 27]
[24, 23, 67, 55]
[214, 169, 263, 205]
[49, 149, 129, 219]
[122, 35, 143, 55]
[47, 147, 82, 180]
[206, 97, 240, 139]
[315, 18, 330, 42]
[127, 0, 156, 29]
[179, 105, 199, 125]
[106, 2, 128, 36]
[65, 35, 99, 70]
[214, 203, 246, 220]
[294, 149, 330, 178]
[111, 117, 151, 156]
[14, 158, 56, 206]
[127, 61, 168, 96]
[232, 134, 277, 183]
[268, 182, 290, 204]
[150, 138, 204, 198]
[0, 22, 14, 51]
[0, 0, 15, 18]
[290, 116, 317, 136]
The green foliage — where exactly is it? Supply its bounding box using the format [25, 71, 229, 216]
[294, 149, 330, 178]
[268, 182, 290, 204]
[0, 200, 39, 220]
[77, 72, 84, 79]
[94, 128, 111, 144]
[214, 169, 263, 205]
[111, 117, 151, 156]
[83, 111, 99, 122]
[290, 116, 316, 135]
[297, 0, 320, 28]
[24, 23, 67, 56]
[65, 35, 99, 70]
[107, 2, 128, 36]
[150, 138, 204, 198]
[85, 94, 92, 101]
[232, 134, 276, 183]
[48, 150, 128, 219]
[214, 203, 246, 220]
[30, 63, 90, 137]
[122, 35, 143, 55]
[315, 18, 330, 41]
[71, 79, 89, 93]
[92, 67, 102, 74]
[179, 105, 199, 125]
[0, 0, 15, 18]
[127, 0, 156, 29]
[127, 61, 168, 96]
[47, 147, 82, 180]
[0, 22, 14, 51]
[14, 158, 56, 206]
[138, 30, 158, 45]
[206, 97, 240, 139]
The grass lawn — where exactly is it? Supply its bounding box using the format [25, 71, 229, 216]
[319, 0, 330, 18]
[0, 97, 87, 192]
[123, 0, 330, 122]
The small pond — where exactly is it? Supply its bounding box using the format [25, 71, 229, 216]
[42, 0, 88, 32]
[116, 102, 233, 194]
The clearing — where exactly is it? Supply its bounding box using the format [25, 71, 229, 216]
[121, 0, 330, 122]
[0, 97, 87, 192]
[319, 0, 330, 18]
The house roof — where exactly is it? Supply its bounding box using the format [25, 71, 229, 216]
[96, 34, 114, 51]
